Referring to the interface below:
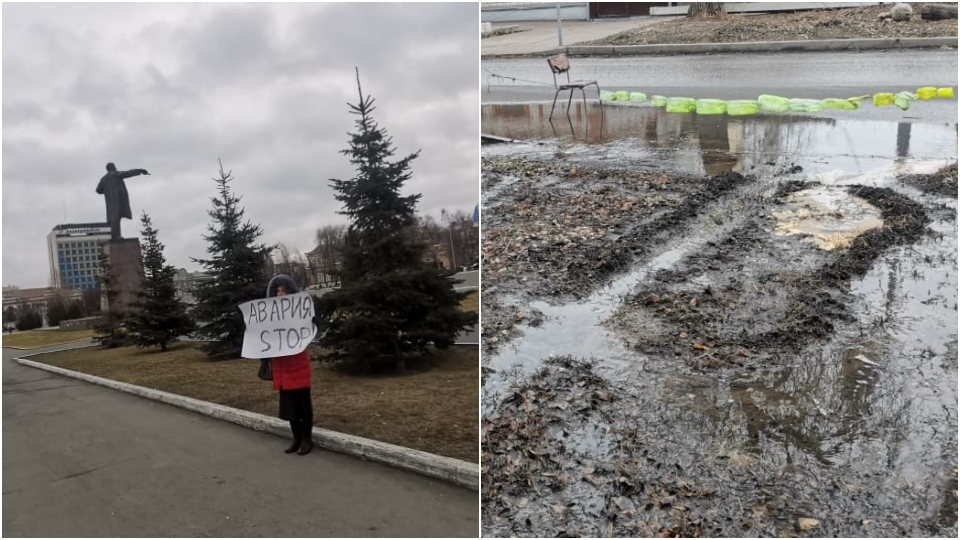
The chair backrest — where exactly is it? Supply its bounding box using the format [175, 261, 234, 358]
[547, 54, 571, 87]
[547, 54, 570, 75]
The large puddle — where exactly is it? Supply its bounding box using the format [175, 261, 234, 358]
[481, 104, 957, 537]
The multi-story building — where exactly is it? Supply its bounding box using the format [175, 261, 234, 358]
[47, 223, 111, 290]
[173, 268, 211, 304]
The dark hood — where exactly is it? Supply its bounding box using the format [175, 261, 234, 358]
[265, 274, 300, 297]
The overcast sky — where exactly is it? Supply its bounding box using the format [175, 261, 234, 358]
[2, 2, 479, 289]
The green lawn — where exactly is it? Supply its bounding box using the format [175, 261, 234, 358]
[2, 329, 95, 349]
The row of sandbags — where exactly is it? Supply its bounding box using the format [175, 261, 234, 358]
[598, 87, 954, 114]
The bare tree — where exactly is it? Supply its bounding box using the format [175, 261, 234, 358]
[688, 2, 725, 17]
[272, 244, 309, 288]
[313, 224, 348, 287]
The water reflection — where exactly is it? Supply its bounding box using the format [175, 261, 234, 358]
[481, 102, 958, 177]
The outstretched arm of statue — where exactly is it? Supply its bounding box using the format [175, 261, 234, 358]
[120, 168, 150, 179]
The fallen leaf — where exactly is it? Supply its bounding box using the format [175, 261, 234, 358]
[798, 517, 820, 531]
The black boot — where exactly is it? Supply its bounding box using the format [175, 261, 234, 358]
[297, 423, 314, 455]
[285, 421, 301, 454]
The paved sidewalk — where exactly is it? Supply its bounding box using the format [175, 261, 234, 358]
[482, 19, 671, 56]
[3, 344, 478, 537]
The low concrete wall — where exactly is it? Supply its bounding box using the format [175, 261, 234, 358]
[482, 2, 589, 23]
[59, 316, 104, 331]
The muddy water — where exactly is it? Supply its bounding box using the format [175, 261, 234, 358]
[481, 107, 957, 537]
[481, 102, 957, 176]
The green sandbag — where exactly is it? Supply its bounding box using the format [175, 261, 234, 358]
[789, 98, 824, 113]
[696, 99, 727, 115]
[897, 91, 918, 101]
[726, 100, 759, 116]
[629, 92, 647, 103]
[600, 90, 616, 102]
[666, 97, 696, 113]
[651, 95, 667, 107]
[758, 94, 790, 113]
[821, 98, 859, 111]
[894, 95, 911, 110]
[615, 91, 630, 101]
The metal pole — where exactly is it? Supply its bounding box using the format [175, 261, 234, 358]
[556, 3, 563, 47]
[448, 226, 457, 270]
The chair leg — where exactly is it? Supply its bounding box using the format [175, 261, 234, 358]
[581, 88, 588, 116]
[566, 90, 574, 118]
[549, 89, 562, 120]
[594, 84, 603, 113]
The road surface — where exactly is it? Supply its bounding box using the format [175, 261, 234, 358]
[483, 49, 958, 122]
[2, 344, 478, 537]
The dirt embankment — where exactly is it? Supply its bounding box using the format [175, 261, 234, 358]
[586, 4, 957, 46]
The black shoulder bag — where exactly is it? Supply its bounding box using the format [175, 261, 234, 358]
[258, 358, 273, 381]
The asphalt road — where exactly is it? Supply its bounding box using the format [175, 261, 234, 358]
[2, 344, 478, 537]
[482, 49, 959, 122]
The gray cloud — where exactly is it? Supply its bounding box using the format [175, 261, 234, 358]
[2, 3, 479, 288]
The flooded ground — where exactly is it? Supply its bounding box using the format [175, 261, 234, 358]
[480, 103, 958, 537]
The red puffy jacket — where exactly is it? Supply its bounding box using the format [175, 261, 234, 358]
[271, 349, 311, 391]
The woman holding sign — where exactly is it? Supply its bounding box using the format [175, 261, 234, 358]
[266, 274, 314, 456]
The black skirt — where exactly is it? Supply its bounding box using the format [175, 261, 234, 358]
[278, 388, 313, 422]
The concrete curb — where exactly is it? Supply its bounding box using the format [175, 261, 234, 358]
[1, 337, 96, 351]
[483, 36, 957, 58]
[14, 356, 479, 491]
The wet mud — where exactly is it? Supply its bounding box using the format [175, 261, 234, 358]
[483, 358, 955, 538]
[481, 111, 957, 538]
[611, 183, 930, 370]
[481, 157, 752, 353]
[901, 162, 959, 199]
[481, 108, 958, 537]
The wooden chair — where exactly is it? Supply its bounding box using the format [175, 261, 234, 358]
[547, 54, 602, 120]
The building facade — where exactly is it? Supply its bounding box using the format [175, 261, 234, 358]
[2, 287, 83, 326]
[173, 268, 211, 305]
[47, 223, 112, 290]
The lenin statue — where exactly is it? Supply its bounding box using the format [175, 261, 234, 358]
[96, 162, 150, 240]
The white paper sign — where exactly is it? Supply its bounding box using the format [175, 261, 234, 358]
[238, 291, 317, 359]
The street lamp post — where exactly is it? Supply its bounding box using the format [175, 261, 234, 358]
[556, 3, 564, 46]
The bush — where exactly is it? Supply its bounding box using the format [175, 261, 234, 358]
[16, 309, 43, 331]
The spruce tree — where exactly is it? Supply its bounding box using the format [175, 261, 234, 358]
[127, 212, 195, 352]
[191, 160, 273, 359]
[317, 70, 476, 369]
[93, 246, 128, 348]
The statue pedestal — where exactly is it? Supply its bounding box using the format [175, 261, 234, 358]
[101, 239, 143, 315]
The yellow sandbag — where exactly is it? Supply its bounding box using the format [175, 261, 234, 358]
[937, 87, 954, 98]
[726, 100, 760, 116]
[614, 91, 630, 101]
[917, 87, 937, 100]
[629, 92, 647, 103]
[665, 97, 696, 113]
[651, 95, 667, 107]
[822, 98, 859, 110]
[873, 93, 895, 107]
[758, 94, 790, 113]
[696, 99, 727, 115]
[600, 90, 616, 102]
